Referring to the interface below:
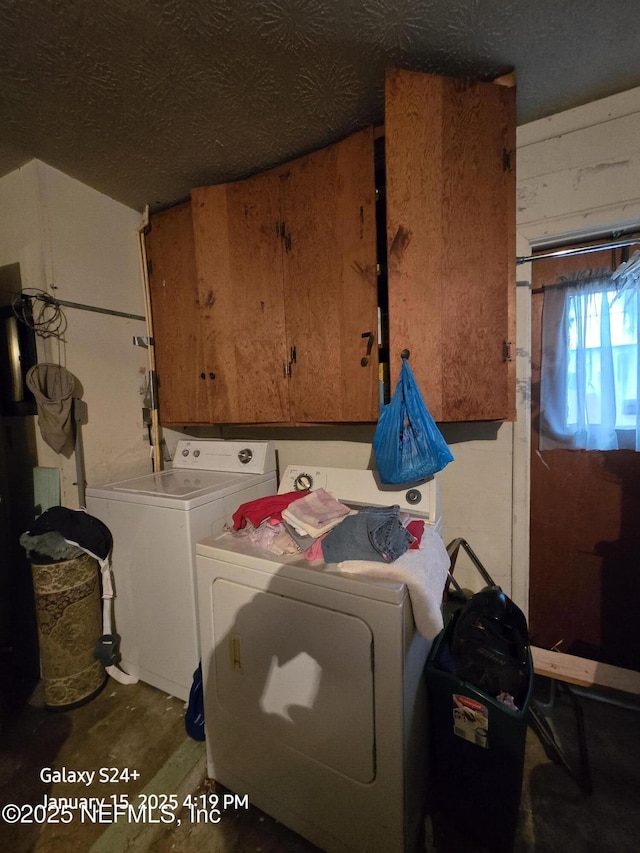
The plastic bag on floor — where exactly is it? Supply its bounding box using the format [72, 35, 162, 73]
[185, 663, 206, 741]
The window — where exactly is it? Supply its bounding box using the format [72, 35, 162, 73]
[540, 269, 640, 451]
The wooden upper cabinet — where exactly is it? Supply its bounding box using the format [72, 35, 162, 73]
[148, 74, 514, 427]
[191, 126, 378, 425]
[282, 127, 378, 422]
[191, 170, 290, 424]
[385, 69, 516, 421]
[145, 201, 209, 425]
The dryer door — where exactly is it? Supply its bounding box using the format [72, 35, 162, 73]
[211, 577, 375, 783]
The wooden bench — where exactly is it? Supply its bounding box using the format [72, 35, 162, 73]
[531, 647, 640, 696]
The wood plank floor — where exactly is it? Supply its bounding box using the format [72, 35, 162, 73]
[2, 658, 640, 852]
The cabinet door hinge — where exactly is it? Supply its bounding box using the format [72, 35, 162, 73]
[502, 148, 513, 172]
[284, 361, 291, 378]
[503, 341, 513, 361]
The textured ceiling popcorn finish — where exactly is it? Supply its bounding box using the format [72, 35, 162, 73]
[1, 0, 640, 212]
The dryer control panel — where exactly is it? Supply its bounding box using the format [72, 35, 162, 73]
[279, 465, 441, 530]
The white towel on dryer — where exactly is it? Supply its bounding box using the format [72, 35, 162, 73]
[333, 527, 450, 641]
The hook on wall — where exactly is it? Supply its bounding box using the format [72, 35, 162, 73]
[133, 336, 153, 348]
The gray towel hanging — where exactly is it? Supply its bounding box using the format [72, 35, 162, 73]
[26, 363, 76, 455]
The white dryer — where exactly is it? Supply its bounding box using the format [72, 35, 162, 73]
[85, 439, 276, 701]
[196, 465, 446, 853]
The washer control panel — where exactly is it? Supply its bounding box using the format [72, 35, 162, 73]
[174, 440, 275, 474]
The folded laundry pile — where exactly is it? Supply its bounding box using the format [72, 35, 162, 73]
[231, 489, 350, 556]
[229, 489, 426, 563]
[282, 488, 351, 537]
[227, 489, 448, 640]
[232, 491, 309, 531]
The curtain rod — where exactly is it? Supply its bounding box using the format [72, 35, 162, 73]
[516, 236, 640, 266]
[37, 293, 145, 322]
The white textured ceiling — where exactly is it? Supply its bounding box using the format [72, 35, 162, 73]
[2, 0, 640, 212]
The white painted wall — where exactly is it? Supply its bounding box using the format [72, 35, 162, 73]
[0, 161, 46, 290]
[516, 87, 640, 245]
[0, 161, 153, 508]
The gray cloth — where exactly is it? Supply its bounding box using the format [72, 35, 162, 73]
[19, 530, 84, 562]
[282, 522, 317, 552]
[26, 364, 75, 455]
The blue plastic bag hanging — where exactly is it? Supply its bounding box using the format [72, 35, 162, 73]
[373, 358, 454, 484]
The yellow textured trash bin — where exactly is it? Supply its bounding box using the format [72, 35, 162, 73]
[30, 552, 107, 710]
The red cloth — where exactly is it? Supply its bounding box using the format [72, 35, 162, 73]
[232, 491, 309, 530]
[407, 519, 425, 549]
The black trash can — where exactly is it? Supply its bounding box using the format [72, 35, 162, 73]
[425, 589, 533, 853]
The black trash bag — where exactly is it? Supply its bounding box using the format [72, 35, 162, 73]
[449, 586, 530, 704]
[21, 505, 112, 566]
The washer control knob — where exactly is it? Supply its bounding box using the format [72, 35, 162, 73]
[294, 473, 313, 492]
[193, 449, 200, 458]
[181, 448, 189, 457]
[405, 488, 422, 505]
[238, 448, 253, 464]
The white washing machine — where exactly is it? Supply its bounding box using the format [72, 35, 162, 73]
[196, 465, 447, 853]
[85, 439, 277, 701]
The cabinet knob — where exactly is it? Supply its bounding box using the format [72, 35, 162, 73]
[208, 372, 216, 380]
[200, 372, 206, 379]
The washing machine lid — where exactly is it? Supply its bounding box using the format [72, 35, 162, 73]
[85, 439, 277, 509]
[86, 468, 276, 509]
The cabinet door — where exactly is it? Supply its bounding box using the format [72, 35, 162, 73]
[191, 171, 290, 423]
[146, 202, 209, 425]
[385, 69, 516, 422]
[281, 127, 379, 422]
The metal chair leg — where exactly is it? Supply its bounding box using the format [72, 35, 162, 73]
[528, 682, 593, 794]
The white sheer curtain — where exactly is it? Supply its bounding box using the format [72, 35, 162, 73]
[540, 269, 640, 451]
